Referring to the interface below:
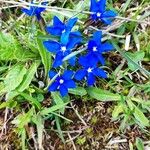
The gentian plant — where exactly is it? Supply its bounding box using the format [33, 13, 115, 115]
[43, 17, 82, 67]
[90, 0, 117, 24]
[48, 70, 76, 97]
[22, 0, 117, 97]
[22, 1, 48, 20]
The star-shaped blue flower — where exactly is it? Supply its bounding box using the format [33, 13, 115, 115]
[74, 55, 107, 86]
[44, 21, 82, 68]
[87, 31, 114, 65]
[48, 70, 76, 97]
[90, 0, 117, 24]
[46, 16, 81, 44]
[22, 1, 48, 20]
[43, 34, 81, 67]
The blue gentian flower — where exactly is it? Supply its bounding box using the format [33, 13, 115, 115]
[46, 16, 81, 44]
[48, 70, 76, 97]
[43, 35, 81, 67]
[87, 31, 114, 65]
[44, 23, 82, 68]
[22, 1, 48, 20]
[74, 55, 107, 86]
[90, 0, 117, 24]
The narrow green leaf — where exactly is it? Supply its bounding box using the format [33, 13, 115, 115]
[51, 92, 65, 114]
[112, 41, 150, 77]
[87, 87, 121, 101]
[17, 61, 39, 92]
[134, 106, 149, 127]
[126, 51, 145, 71]
[19, 92, 41, 109]
[4, 64, 27, 92]
[121, 0, 132, 12]
[112, 104, 124, 118]
[0, 32, 37, 61]
[51, 92, 64, 105]
[37, 37, 51, 76]
[69, 87, 87, 96]
[51, 112, 72, 122]
[136, 138, 144, 150]
[41, 102, 68, 116]
[55, 116, 65, 143]
[36, 115, 44, 150]
[21, 128, 26, 150]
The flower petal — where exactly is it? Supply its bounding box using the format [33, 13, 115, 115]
[68, 56, 76, 66]
[48, 82, 59, 91]
[102, 10, 117, 18]
[93, 31, 102, 44]
[67, 32, 82, 49]
[46, 27, 63, 36]
[22, 8, 33, 16]
[43, 41, 60, 53]
[88, 40, 98, 52]
[90, 0, 99, 11]
[87, 73, 95, 86]
[97, 0, 106, 12]
[101, 42, 114, 52]
[60, 28, 70, 45]
[101, 11, 117, 25]
[66, 17, 78, 29]
[65, 80, 76, 88]
[52, 54, 63, 68]
[53, 16, 65, 28]
[48, 70, 57, 79]
[84, 54, 98, 67]
[59, 85, 68, 97]
[74, 69, 86, 81]
[36, 13, 41, 20]
[101, 18, 112, 25]
[97, 54, 105, 65]
[93, 68, 107, 78]
[78, 56, 88, 67]
[62, 70, 74, 80]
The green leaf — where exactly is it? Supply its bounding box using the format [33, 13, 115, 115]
[0, 32, 37, 61]
[37, 36, 51, 76]
[112, 104, 124, 118]
[134, 106, 149, 127]
[69, 87, 87, 96]
[87, 87, 121, 101]
[17, 61, 39, 92]
[121, 0, 132, 12]
[21, 128, 26, 150]
[19, 92, 41, 109]
[136, 138, 144, 150]
[35, 115, 44, 150]
[126, 51, 145, 71]
[55, 116, 65, 143]
[0, 100, 17, 109]
[51, 92, 65, 114]
[126, 99, 135, 111]
[5, 62, 39, 100]
[12, 108, 34, 129]
[4, 64, 27, 92]
[0, 82, 6, 96]
[112, 41, 150, 77]
[41, 102, 68, 116]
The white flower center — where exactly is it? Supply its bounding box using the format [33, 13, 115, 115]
[59, 79, 64, 84]
[87, 68, 93, 73]
[62, 29, 65, 33]
[93, 46, 97, 52]
[96, 12, 101, 17]
[61, 46, 67, 52]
